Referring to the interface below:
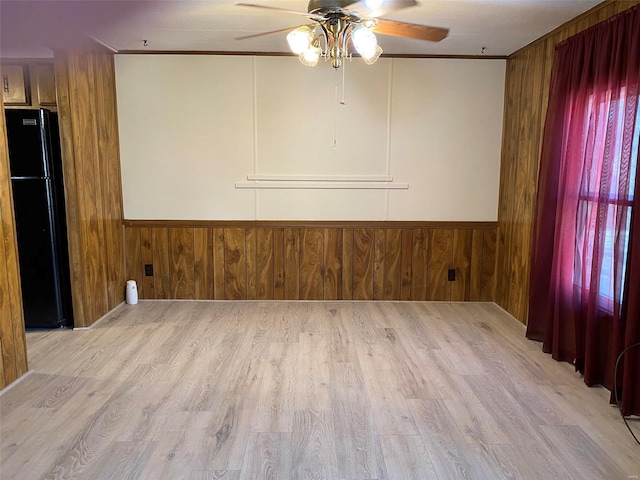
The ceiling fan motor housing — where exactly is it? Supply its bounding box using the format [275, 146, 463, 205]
[308, 0, 360, 15]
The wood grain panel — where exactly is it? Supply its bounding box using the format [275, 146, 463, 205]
[123, 223, 497, 303]
[400, 229, 413, 301]
[169, 228, 195, 299]
[284, 228, 300, 299]
[194, 228, 213, 299]
[300, 228, 324, 300]
[427, 229, 453, 301]
[373, 229, 386, 300]
[124, 227, 142, 297]
[54, 46, 125, 326]
[411, 229, 428, 301]
[66, 50, 108, 322]
[256, 228, 274, 300]
[598, 2, 617, 20]
[0, 337, 4, 387]
[213, 227, 225, 300]
[481, 229, 497, 302]
[90, 49, 124, 310]
[506, 44, 541, 322]
[353, 228, 374, 300]
[224, 228, 247, 300]
[53, 54, 86, 324]
[92, 52, 124, 311]
[323, 228, 342, 300]
[139, 227, 154, 300]
[92, 54, 114, 304]
[384, 229, 402, 300]
[273, 228, 285, 300]
[495, 1, 639, 323]
[470, 229, 484, 302]
[451, 229, 472, 302]
[246, 227, 257, 300]
[32, 63, 57, 106]
[152, 228, 170, 299]
[342, 229, 354, 300]
[495, 54, 519, 318]
[0, 96, 28, 388]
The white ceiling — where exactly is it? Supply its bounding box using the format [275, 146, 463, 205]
[0, 0, 602, 58]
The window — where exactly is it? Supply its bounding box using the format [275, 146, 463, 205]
[574, 86, 640, 310]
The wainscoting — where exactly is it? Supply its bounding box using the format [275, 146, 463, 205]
[123, 221, 496, 302]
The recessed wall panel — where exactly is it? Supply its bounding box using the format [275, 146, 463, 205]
[115, 55, 256, 220]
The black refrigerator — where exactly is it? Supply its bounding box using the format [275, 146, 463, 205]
[6, 108, 73, 329]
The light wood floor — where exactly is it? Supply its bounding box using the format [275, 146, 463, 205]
[1, 301, 638, 479]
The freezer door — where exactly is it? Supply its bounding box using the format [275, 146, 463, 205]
[5, 109, 49, 178]
[11, 178, 64, 328]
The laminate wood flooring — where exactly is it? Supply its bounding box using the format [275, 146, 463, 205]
[1, 301, 638, 479]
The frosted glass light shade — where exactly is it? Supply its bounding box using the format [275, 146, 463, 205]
[352, 26, 378, 58]
[362, 44, 383, 64]
[287, 26, 313, 54]
[299, 45, 321, 66]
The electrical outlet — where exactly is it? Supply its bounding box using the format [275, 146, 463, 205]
[144, 264, 154, 276]
[447, 268, 456, 281]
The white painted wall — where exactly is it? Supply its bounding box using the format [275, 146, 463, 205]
[115, 54, 505, 221]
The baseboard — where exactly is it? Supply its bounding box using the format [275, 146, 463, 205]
[490, 301, 527, 329]
[0, 370, 34, 396]
[73, 301, 126, 330]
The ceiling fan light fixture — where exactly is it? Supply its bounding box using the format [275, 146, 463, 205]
[237, 2, 450, 70]
[287, 25, 313, 54]
[299, 44, 321, 66]
[351, 25, 378, 58]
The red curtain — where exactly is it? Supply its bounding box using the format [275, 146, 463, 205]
[528, 5, 640, 416]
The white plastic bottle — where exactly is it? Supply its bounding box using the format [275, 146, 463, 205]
[126, 280, 138, 305]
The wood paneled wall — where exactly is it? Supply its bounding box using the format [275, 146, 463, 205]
[495, 0, 640, 324]
[54, 46, 125, 327]
[124, 222, 496, 302]
[0, 94, 28, 389]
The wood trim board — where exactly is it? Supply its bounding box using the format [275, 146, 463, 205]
[124, 219, 498, 229]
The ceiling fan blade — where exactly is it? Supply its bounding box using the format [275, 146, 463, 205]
[347, 0, 418, 18]
[372, 18, 448, 42]
[236, 3, 327, 21]
[235, 24, 314, 41]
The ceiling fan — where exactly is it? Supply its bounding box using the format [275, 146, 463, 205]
[236, 0, 449, 68]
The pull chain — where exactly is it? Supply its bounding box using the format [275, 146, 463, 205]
[333, 62, 347, 149]
[333, 82, 338, 149]
[340, 61, 346, 105]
